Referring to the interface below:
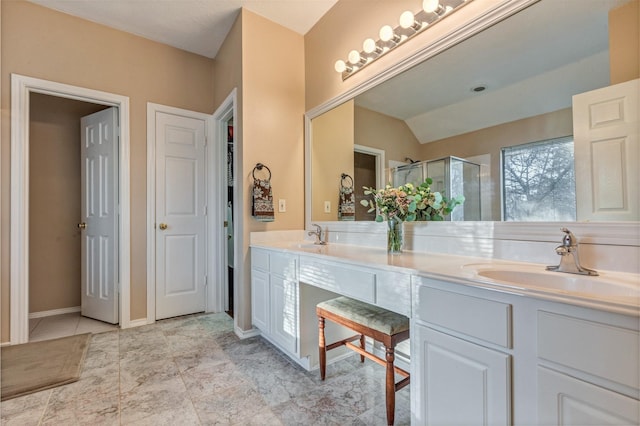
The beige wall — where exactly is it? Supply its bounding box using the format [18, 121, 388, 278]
[312, 100, 355, 220]
[238, 10, 305, 330]
[354, 106, 422, 165]
[1, 0, 215, 342]
[420, 108, 573, 220]
[29, 94, 107, 313]
[609, 0, 639, 85]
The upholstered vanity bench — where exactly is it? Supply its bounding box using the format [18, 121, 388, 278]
[317, 296, 410, 426]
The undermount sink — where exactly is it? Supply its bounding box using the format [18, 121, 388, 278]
[463, 263, 640, 300]
[290, 242, 327, 250]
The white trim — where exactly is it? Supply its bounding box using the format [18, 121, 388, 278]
[212, 90, 240, 332]
[146, 103, 215, 324]
[29, 306, 81, 319]
[127, 318, 152, 328]
[354, 144, 386, 190]
[10, 74, 131, 345]
[235, 325, 260, 339]
[304, 0, 538, 228]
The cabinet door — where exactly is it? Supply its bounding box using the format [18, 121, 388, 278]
[412, 324, 511, 426]
[538, 367, 640, 426]
[270, 276, 298, 354]
[251, 269, 270, 332]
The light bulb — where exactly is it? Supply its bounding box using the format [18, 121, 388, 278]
[334, 60, 347, 73]
[362, 38, 377, 54]
[379, 25, 395, 42]
[423, 0, 440, 13]
[348, 50, 361, 65]
[399, 11, 415, 29]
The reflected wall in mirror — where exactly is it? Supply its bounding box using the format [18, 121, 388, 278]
[310, 0, 638, 222]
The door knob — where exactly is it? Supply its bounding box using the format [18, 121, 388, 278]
[159, 223, 168, 230]
[78, 222, 87, 229]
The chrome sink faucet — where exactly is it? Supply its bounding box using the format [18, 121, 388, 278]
[546, 228, 598, 276]
[308, 223, 327, 245]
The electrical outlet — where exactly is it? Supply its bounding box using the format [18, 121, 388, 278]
[324, 201, 331, 213]
[278, 199, 286, 212]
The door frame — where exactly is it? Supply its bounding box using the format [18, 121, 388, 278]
[146, 103, 216, 322]
[10, 74, 131, 345]
[211, 90, 238, 325]
[354, 144, 386, 189]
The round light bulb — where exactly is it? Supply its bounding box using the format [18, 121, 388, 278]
[334, 60, 347, 73]
[363, 38, 377, 54]
[348, 50, 361, 65]
[423, 0, 440, 13]
[379, 25, 395, 42]
[399, 11, 415, 29]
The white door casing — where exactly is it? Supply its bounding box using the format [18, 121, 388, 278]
[155, 111, 207, 320]
[10, 74, 131, 345]
[573, 78, 639, 221]
[80, 107, 119, 324]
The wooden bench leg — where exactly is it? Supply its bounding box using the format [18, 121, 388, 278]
[318, 316, 326, 380]
[385, 345, 396, 426]
[359, 334, 365, 363]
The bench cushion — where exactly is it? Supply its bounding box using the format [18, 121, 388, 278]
[317, 296, 409, 336]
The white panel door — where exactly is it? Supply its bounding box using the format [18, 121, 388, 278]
[573, 79, 639, 221]
[80, 107, 119, 324]
[156, 112, 206, 320]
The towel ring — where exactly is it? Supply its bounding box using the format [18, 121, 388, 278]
[341, 173, 353, 188]
[253, 163, 271, 180]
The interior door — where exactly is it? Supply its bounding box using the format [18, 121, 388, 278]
[155, 111, 207, 320]
[573, 78, 639, 221]
[80, 107, 119, 324]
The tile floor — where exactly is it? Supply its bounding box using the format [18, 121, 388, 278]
[2, 312, 410, 425]
[29, 312, 119, 342]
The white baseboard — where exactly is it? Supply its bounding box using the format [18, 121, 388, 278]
[125, 318, 151, 329]
[235, 325, 261, 339]
[29, 306, 81, 319]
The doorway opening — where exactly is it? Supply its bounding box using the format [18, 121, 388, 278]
[28, 94, 118, 341]
[10, 74, 131, 345]
[353, 145, 385, 221]
[226, 117, 235, 317]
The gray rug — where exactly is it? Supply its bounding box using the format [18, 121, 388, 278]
[1, 333, 91, 401]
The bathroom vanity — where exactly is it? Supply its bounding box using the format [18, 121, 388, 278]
[250, 232, 639, 426]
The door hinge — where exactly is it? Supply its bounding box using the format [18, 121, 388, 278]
[204, 275, 208, 287]
[204, 206, 208, 216]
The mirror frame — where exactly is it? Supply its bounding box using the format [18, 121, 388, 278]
[304, 0, 539, 228]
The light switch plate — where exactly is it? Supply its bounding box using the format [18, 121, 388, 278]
[278, 199, 286, 212]
[324, 201, 331, 213]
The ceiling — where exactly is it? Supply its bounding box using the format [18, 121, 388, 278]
[355, 0, 628, 144]
[28, 0, 338, 59]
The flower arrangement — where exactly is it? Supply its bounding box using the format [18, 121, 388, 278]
[361, 178, 465, 222]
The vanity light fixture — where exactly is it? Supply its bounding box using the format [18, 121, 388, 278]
[335, 0, 471, 80]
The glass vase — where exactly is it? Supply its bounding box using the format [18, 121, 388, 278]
[387, 218, 404, 254]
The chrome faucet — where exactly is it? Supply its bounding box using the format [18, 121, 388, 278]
[546, 228, 598, 276]
[308, 223, 326, 245]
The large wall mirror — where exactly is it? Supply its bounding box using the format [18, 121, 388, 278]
[308, 0, 636, 223]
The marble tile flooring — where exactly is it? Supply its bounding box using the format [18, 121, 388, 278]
[2, 312, 410, 425]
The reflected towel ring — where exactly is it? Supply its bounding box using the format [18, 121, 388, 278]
[341, 173, 353, 188]
[253, 163, 271, 180]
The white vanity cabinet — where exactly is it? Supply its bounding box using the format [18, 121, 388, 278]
[411, 277, 513, 426]
[250, 248, 299, 355]
[536, 310, 640, 425]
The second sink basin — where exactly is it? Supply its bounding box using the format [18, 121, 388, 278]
[464, 263, 640, 301]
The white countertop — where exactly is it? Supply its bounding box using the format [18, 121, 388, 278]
[251, 239, 640, 317]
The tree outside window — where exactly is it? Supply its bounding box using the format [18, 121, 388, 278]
[502, 137, 576, 221]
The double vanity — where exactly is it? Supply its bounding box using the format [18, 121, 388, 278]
[250, 229, 639, 425]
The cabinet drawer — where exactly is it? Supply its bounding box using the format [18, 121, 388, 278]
[538, 311, 639, 390]
[269, 252, 297, 280]
[416, 286, 512, 348]
[299, 258, 376, 304]
[251, 249, 269, 271]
